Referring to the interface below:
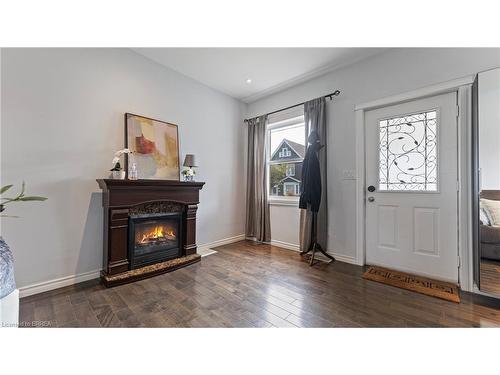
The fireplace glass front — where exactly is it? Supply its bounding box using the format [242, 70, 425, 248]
[128, 213, 182, 269]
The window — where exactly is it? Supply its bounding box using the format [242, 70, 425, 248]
[279, 148, 292, 158]
[283, 182, 299, 196]
[267, 113, 305, 201]
[379, 110, 438, 191]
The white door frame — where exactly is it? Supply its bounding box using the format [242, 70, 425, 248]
[354, 75, 474, 291]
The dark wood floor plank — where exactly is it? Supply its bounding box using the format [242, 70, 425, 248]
[18, 240, 500, 327]
[480, 260, 500, 295]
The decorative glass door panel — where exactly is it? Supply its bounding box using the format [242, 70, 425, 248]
[379, 110, 438, 191]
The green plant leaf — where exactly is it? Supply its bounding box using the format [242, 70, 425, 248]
[0, 184, 13, 194]
[20, 181, 26, 196]
[18, 196, 48, 201]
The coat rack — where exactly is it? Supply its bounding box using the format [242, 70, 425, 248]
[298, 133, 335, 267]
[301, 211, 335, 266]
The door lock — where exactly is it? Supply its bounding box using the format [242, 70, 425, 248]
[367, 196, 375, 202]
[367, 185, 376, 192]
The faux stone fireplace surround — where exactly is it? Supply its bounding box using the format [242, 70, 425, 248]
[96, 179, 205, 286]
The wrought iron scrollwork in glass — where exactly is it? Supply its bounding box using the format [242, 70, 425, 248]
[379, 110, 438, 191]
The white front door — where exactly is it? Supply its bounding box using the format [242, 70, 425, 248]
[365, 92, 459, 282]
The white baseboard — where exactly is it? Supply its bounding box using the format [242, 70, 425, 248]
[197, 234, 246, 252]
[270, 239, 300, 251]
[19, 234, 247, 298]
[269, 239, 360, 265]
[19, 269, 101, 298]
[330, 253, 360, 265]
[199, 249, 218, 257]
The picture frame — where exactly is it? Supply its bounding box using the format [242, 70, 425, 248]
[125, 113, 180, 180]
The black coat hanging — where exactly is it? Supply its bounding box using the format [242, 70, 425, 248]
[299, 130, 335, 266]
[299, 131, 322, 212]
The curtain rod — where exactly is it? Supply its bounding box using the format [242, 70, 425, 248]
[243, 90, 340, 123]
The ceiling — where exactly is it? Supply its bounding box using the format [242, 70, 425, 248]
[132, 48, 388, 103]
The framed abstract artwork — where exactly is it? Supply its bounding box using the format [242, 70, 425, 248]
[125, 113, 180, 180]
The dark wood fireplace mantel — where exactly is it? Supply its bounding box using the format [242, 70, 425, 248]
[97, 179, 205, 286]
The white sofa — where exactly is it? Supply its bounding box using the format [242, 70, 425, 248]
[0, 288, 19, 328]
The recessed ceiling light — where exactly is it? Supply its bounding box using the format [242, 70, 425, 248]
[246, 78, 252, 84]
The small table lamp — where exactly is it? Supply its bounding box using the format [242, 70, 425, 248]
[182, 154, 197, 181]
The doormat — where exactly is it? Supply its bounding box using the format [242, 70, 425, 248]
[362, 266, 460, 303]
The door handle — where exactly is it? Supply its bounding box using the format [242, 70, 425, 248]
[367, 196, 375, 202]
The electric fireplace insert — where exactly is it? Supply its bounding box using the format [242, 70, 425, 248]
[128, 212, 183, 269]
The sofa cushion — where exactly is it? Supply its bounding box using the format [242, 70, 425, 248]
[481, 243, 500, 262]
[481, 224, 500, 244]
[481, 198, 500, 226]
[480, 207, 491, 226]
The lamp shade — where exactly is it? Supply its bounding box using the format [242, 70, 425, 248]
[183, 154, 197, 167]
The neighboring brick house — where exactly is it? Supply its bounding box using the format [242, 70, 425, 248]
[270, 139, 305, 196]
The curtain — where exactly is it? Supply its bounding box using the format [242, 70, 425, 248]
[299, 97, 328, 252]
[245, 115, 271, 242]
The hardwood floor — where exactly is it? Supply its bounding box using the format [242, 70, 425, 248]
[480, 260, 500, 295]
[19, 240, 500, 327]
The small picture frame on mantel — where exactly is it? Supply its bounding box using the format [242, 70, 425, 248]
[124, 113, 180, 180]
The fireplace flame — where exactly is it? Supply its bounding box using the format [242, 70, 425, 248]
[139, 226, 176, 244]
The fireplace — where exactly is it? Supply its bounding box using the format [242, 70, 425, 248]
[128, 212, 182, 269]
[97, 179, 205, 286]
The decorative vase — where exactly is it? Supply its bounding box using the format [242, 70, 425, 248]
[112, 171, 126, 180]
[0, 236, 16, 299]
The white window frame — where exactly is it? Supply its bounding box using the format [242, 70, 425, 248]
[266, 109, 305, 206]
[285, 164, 296, 177]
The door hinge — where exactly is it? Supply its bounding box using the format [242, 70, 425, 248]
[456, 105, 460, 117]
[457, 255, 461, 268]
[456, 180, 460, 192]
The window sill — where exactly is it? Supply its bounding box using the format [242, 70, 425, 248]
[268, 198, 299, 207]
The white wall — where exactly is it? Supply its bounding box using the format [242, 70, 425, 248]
[1, 48, 246, 289]
[270, 205, 300, 248]
[248, 48, 500, 262]
[478, 67, 500, 190]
